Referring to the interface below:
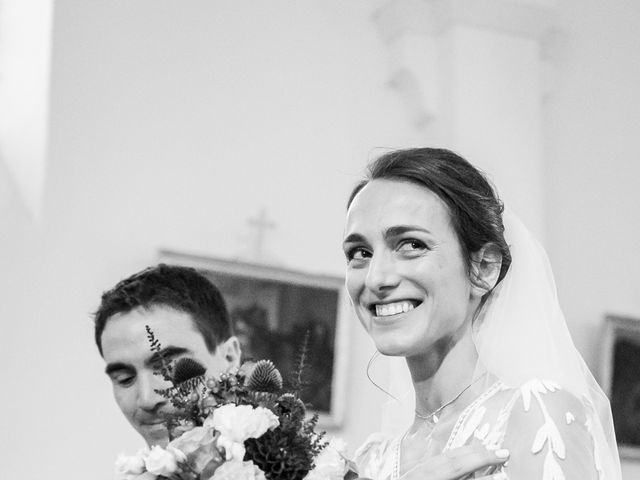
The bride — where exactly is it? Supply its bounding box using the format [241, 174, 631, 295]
[343, 148, 621, 479]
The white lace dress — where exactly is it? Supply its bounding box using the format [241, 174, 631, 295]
[354, 379, 604, 480]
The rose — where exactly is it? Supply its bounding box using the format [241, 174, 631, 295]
[115, 448, 157, 480]
[304, 438, 349, 480]
[122, 473, 156, 480]
[170, 419, 197, 439]
[215, 436, 246, 462]
[169, 425, 220, 471]
[207, 404, 279, 441]
[206, 404, 279, 461]
[115, 453, 145, 476]
[209, 460, 267, 480]
[117, 472, 156, 480]
[170, 425, 215, 454]
[144, 445, 186, 476]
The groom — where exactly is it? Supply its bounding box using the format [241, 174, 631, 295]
[94, 264, 241, 447]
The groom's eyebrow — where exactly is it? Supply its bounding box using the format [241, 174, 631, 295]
[146, 346, 191, 367]
[104, 347, 191, 376]
[105, 362, 131, 376]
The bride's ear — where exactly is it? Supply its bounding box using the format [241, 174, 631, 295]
[470, 243, 502, 297]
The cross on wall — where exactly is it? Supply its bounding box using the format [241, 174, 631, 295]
[247, 208, 276, 262]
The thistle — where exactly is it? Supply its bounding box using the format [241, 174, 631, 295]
[247, 360, 283, 393]
[173, 357, 207, 385]
[276, 393, 307, 428]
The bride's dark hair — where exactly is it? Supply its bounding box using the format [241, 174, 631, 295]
[348, 148, 512, 286]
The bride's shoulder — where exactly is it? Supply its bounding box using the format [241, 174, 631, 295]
[490, 378, 588, 422]
[451, 379, 587, 447]
[481, 378, 592, 447]
[484, 379, 600, 480]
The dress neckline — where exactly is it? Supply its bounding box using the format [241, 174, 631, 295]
[392, 380, 504, 480]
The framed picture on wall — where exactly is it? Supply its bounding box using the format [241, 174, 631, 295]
[602, 315, 640, 458]
[157, 249, 351, 428]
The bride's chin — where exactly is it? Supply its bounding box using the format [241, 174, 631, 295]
[373, 337, 411, 357]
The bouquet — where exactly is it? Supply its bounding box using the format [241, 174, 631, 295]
[115, 327, 355, 480]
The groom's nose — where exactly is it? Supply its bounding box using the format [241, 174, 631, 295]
[136, 371, 168, 411]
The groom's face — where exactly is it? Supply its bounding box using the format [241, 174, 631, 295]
[100, 305, 240, 446]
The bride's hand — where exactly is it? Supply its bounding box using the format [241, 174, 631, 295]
[398, 445, 509, 480]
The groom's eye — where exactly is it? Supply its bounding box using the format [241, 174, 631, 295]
[150, 354, 183, 373]
[149, 359, 164, 371]
[117, 375, 135, 387]
[111, 371, 136, 387]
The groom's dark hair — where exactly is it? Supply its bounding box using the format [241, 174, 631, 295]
[94, 264, 233, 356]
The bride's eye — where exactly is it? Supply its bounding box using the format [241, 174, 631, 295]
[346, 247, 372, 264]
[397, 239, 428, 254]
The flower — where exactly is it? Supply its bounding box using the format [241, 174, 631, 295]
[115, 448, 155, 480]
[115, 453, 146, 476]
[144, 445, 186, 476]
[130, 473, 156, 480]
[116, 472, 156, 480]
[215, 436, 246, 462]
[207, 404, 279, 461]
[208, 404, 280, 440]
[170, 418, 197, 438]
[169, 424, 219, 471]
[210, 460, 267, 480]
[304, 438, 349, 480]
[170, 425, 215, 455]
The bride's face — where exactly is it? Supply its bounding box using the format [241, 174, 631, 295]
[343, 179, 479, 357]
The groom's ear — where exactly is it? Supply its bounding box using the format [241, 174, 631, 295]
[218, 336, 242, 368]
[470, 243, 502, 297]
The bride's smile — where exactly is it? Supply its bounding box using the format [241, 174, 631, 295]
[371, 299, 419, 318]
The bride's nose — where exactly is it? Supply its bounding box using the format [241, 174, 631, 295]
[364, 251, 401, 294]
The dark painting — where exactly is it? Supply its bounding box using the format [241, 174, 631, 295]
[204, 271, 339, 414]
[610, 336, 640, 446]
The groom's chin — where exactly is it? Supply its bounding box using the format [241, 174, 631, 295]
[139, 424, 170, 448]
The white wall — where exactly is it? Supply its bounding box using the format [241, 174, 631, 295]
[546, 0, 640, 476]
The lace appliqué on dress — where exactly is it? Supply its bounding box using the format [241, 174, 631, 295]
[523, 380, 567, 480]
[448, 379, 600, 480]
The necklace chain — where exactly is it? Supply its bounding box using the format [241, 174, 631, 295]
[392, 374, 490, 480]
[414, 373, 487, 423]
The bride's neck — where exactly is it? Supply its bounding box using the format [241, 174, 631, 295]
[407, 322, 479, 415]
